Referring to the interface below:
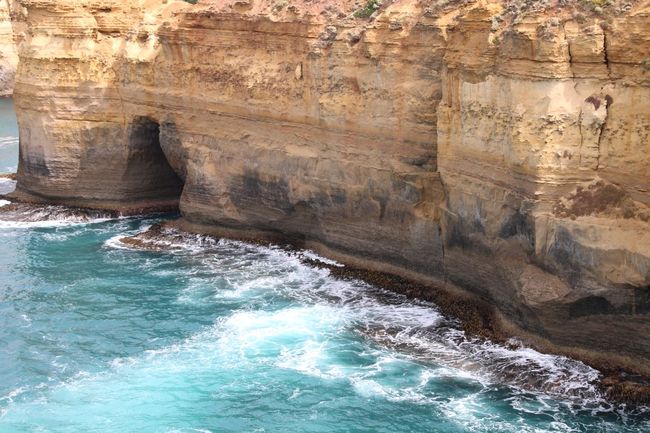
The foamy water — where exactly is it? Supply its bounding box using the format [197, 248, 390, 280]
[1, 217, 647, 432]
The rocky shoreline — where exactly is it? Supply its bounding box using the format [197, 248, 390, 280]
[2, 189, 648, 404]
[117, 218, 650, 405]
[5, 186, 180, 216]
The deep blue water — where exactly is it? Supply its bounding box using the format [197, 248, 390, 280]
[0, 99, 649, 432]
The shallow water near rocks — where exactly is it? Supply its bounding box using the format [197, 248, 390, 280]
[0, 99, 17, 175]
[1, 102, 649, 432]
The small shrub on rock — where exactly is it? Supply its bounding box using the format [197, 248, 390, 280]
[355, 0, 380, 18]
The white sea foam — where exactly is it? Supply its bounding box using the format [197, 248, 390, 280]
[0, 202, 139, 229]
[0, 386, 28, 405]
[8, 222, 639, 432]
[0, 199, 9, 207]
[295, 249, 344, 267]
[277, 340, 347, 380]
[103, 226, 220, 253]
[101, 225, 611, 406]
[0, 216, 114, 229]
[104, 234, 138, 250]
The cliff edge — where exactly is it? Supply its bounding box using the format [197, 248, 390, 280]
[9, 0, 650, 377]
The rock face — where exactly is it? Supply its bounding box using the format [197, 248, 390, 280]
[10, 0, 650, 374]
[0, 0, 19, 95]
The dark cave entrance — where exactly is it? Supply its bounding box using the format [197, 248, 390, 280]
[124, 117, 184, 207]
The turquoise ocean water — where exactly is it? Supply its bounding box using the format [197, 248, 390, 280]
[0, 99, 17, 174]
[0, 98, 648, 432]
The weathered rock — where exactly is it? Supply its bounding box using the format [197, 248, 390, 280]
[10, 0, 650, 375]
[0, 0, 19, 96]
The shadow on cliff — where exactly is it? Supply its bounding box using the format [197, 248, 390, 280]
[122, 116, 184, 206]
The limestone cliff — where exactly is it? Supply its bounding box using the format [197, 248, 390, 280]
[9, 0, 650, 375]
[0, 0, 19, 95]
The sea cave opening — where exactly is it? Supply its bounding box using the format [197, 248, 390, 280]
[124, 116, 184, 210]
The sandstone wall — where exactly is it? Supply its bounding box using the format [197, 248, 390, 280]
[0, 0, 19, 95]
[10, 0, 650, 374]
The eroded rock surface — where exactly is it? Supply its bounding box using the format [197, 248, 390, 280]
[0, 0, 20, 95]
[10, 0, 650, 375]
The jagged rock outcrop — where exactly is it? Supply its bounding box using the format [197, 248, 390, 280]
[9, 0, 650, 375]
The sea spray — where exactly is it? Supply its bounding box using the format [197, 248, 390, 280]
[0, 216, 648, 432]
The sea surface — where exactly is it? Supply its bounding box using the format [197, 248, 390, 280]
[0, 99, 17, 175]
[0, 98, 649, 432]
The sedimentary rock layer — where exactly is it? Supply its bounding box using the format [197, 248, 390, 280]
[0, 0, 19, 96]
[10, 0, 650, 374]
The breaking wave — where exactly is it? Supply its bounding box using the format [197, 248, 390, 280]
[102, 226, 613, 406]
[1, 220, 648, 432]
